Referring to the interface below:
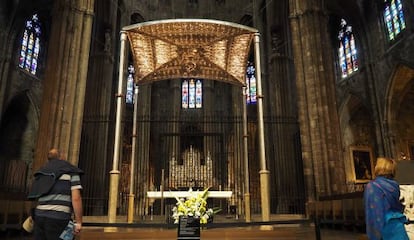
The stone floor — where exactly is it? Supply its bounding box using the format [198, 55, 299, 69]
[0, 227, 366, 240]
[0, 214, 367, 240]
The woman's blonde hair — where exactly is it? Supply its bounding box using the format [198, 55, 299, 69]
[374, 157, 396, 178]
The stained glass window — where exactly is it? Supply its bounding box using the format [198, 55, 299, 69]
[19, 14, 41, 75]
[182, 79, 202, 109]
[338, 19, 358, 79]
[383, 0, 406, 41]
[126, 65, 135, 104]
[195, 79, 202, 108]
[246, 62, 257, 104]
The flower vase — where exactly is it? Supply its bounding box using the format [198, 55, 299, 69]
[177, 216, 200, 240]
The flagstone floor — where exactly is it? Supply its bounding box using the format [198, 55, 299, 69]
[0, 226, 366, 240]
[0, 214, 367, 240]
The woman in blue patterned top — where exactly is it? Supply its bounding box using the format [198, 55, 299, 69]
[364, 157, 408, 240]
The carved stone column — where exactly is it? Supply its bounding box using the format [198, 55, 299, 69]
[289, 0, 345, 199]
[265, 0, 306, 213]
[79, 2, 116, 216]
[33, 0, 95, 170]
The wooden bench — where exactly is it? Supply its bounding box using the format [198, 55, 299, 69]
[307, 192, 365, 232]
[0, 195, 30, 231]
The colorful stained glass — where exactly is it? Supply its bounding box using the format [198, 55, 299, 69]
[195, 80, 202, 108]
[182, 80, 189, 109]
[338, 19, 358, 78]
[350, 35, 358, 71]
[397, 0, 406, 29]
[338, 42, 347, 77]
[383, 0, 406, 41]
[19, 14, 41, 75]
[25, 33, 34, 71]
[246, 62, 257, 104]
[31, 37, 40, 74]
[385, 6, 394, 40]
[188, 79, 196, 109]
[126, 65, 135, 104]
[19, 31, 28, 68]
[182, 79, 202, 109]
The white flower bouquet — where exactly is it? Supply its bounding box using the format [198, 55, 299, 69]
[171, 187, 220, 224]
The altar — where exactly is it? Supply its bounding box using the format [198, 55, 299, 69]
[147, 190, 232, 199]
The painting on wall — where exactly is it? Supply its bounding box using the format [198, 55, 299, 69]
[350, 145, 374, 183]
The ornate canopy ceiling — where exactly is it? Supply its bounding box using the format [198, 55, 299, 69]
[123, 19, 258, 86]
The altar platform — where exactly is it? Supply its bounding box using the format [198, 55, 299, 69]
[147, 190, 232, 199]
[76, 227, 364, 240]
[78, 216, 366, 240]
[75, 215, 366, 240]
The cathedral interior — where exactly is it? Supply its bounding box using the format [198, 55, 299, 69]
[0, 0, 413, 230]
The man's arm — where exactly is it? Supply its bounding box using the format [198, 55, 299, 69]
[72, 188, 83, 234]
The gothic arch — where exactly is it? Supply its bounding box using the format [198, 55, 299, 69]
[385, 64, 414, 159]
[130, 12, 145, 24]
[339, 94, 376, 184]
[239, 14, 253, 27]
[0, 90, 39, 192]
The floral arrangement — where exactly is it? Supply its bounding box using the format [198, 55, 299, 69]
[171, 187, 220, 224]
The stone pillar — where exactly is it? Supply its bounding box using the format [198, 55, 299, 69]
[80, 3, 116, 215]
[33, 0, 95, 170]
[266, 0, 305, 213]
[289, 0, 345, 199]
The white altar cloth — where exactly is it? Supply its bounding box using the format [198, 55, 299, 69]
[147, 191, 232, 199]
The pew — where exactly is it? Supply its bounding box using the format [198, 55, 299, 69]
[307, 192, 365, 232]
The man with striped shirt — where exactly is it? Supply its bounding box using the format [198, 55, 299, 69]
[33, 148, 84, 240]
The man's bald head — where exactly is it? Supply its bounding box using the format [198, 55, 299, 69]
[47, 148, 60, 160]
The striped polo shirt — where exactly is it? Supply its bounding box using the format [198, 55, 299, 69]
[35, 173, 82, 220]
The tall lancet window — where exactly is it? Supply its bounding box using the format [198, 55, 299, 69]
[246, 62, 257, 104]
[338, 19, 358, 79]
[383, 0, 406, 41]
[19, 14, 41, 75]
[126, 65, 135, 104]
[182, 79, 202, 109]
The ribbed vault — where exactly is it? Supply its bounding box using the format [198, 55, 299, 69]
[123, 19, 258, 86]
